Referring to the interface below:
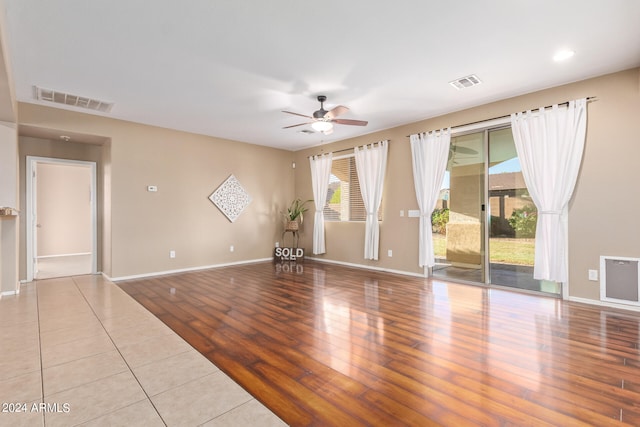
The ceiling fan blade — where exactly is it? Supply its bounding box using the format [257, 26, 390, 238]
[324, 105, 349, 119]
[283, 122, 313, 129]
[454, 146, 478, 155]
[282, 110, 313, 119]
[332, 118, 368, 126]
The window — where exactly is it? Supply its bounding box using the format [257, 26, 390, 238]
[324, 156, 382, 222]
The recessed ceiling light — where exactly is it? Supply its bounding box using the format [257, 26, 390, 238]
[553, 50, 575, 62]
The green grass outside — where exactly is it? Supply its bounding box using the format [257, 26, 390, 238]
[433, 234, 535, 266]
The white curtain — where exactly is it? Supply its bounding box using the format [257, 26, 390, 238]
[510, 98, 587, 283]
[309, 153, 333, 254]
[410, 128, 451, 268]
[354, 140, 389, 260]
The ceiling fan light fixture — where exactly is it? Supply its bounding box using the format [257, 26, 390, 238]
[311, 121, 333, 132]
[282, 96, 366, 133]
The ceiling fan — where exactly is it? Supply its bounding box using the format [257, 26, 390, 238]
[448, 144, 479, 167]
[282, 95, 368, 135]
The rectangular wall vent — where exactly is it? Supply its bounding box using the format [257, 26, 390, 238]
[600, 256, 640, 305]
[449, 74, 482, 90]
[34, 86, 113, 112]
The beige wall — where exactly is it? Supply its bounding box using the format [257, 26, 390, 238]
[18, 104, 295, 279]
[0, 122, 18, 294]
[0, 122, 18, 207]
[294, 68, 640, 301]
[0, 13, 19, 294]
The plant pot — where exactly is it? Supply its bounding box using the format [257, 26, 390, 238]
[285, 220, 299, 231]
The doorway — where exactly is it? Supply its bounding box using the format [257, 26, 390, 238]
[26, 157, 97, 280]
[431, 127, 559, 295]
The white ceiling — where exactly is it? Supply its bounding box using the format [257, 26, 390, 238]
[3, 1, 640, 151]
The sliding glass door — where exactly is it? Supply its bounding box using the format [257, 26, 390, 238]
[488, 128, 538, 291]
[432, 131, 486, 283]
[432, 126, 559, 295]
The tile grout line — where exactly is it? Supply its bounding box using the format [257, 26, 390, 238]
[37, 324, 115, 372]
[197, 396, 262, 426]
[34, 280, 46, 426]
[117, 280, 288, 426]
[103, 279, 257, 425]
[70, 276, 168, 427]
[27, 275, 285, 426]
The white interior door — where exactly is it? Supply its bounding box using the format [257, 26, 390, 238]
[26, 157, 97, 280]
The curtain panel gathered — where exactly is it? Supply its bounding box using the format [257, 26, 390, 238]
[354, 140, 389, 260]
[410, 128, 450, 268]
[309, 153, 333, 255]
[510, 98, 587, 283]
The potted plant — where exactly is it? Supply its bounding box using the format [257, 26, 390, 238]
[283, 199, 311, 231]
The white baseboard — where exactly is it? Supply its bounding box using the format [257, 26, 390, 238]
[567, 296, 640, 313]
[106, 258, 273, 282]
[0, 290, 18, 297]
[0, 279, 22, 297]
[307, 257, 427, 279]
[36, 252, 92, 259]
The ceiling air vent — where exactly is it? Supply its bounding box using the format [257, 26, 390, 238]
[449, 74, 482, 90]
[298, 129, 315, 135]
[34, 86, 114, 112]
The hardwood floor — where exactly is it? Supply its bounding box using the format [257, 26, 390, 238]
[117, 260, 640, 426]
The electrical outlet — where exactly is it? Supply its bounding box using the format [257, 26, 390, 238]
[588, 269, 598, 281]
[230, 245, 234, 252]
[275, 242, 280, 248]
[169, 250, 176, 258]
[388, 249, 393, 257]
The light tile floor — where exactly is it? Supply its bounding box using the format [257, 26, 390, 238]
[0, 275, 287, 427]
[35, 254, 92, 280]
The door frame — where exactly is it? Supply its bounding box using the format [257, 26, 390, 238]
[26, 156, 97, 281]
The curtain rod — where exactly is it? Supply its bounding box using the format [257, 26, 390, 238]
[405, 96, 597, 138]
[307, 140, 389, 159]
[307, 146, 352, 159]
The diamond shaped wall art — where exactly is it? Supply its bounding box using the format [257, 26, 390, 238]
[209, 174, 252, 223]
